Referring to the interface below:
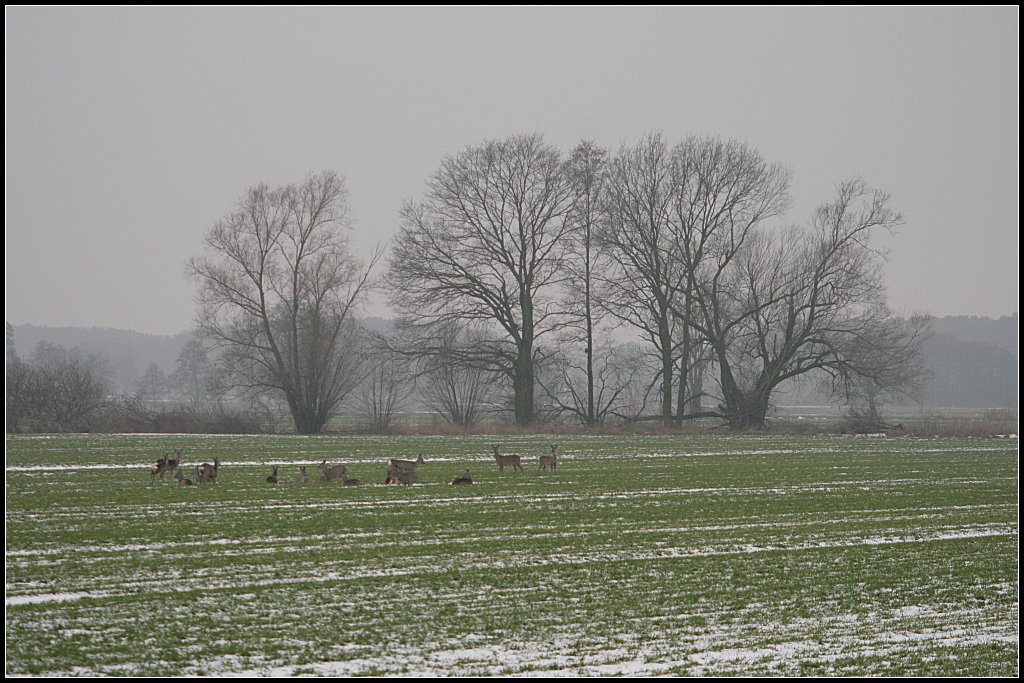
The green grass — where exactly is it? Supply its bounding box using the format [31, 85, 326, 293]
[5, 433, 1018, 676]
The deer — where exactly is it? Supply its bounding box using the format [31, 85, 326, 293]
[385, 465, 416, 486]
[174, 469, 194, 486]
[492, 445, 523, 474]
[149, 449, 181, 483]
[452, 470, 473, 485]
[266, 466, 279, 484]
[297, 466, 314, 485]
[318, 460, 348, 483]
[195, 457, 220, 484]
[341, 472, 361, 486]
[539, 444, 558, 473]
[149, 460, 165, 484]
[388, 454, 425, 476]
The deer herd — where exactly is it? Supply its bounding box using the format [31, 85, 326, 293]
[147, 444, 559, 488]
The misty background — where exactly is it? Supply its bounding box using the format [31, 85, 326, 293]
[5, 8, 1018, 335]
[5, 8, 1018, 424]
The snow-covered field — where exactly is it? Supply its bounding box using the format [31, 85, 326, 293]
[5, 433, 1018, 676]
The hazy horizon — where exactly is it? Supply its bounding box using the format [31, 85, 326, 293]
[6, 7, 1019, 336]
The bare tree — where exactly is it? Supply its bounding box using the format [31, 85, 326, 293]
[169, 337, 213, 408]
[189, 170, 379, 434]
[562, 140, 612, 426]
[359, 347, 412, 432]
[390, 320, 497, 428]
[666, 135, 793, 426]
[596, 133, 686, 426]
[686, 179, 922, 429]
[538, 341, 650, 426]
[23, 342, 111, 431]
[387, 134, 577, 426]
[6, 353, 32, 433]
[135, 362, 168, 403]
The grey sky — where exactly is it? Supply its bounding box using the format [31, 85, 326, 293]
[5, 7, 1018, 335]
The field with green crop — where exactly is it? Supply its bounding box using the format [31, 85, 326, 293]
[5, 433, 1018, 676]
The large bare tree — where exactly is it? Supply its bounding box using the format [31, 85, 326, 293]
[189, 170, 378, 434]
[686, 179, 925, 429]
[387, 134, 577, 426]
[596, 133, 686, 426]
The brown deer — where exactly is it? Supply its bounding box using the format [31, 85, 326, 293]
[149, 449, 181, 483]
[539, 444, 558, 473]
[341, 473, 361, 486]
[174, 469, 194, 486]
[196, 457, 220, 484]
[451, 470, 473, 485]
[492, 445, 523, 474]
[318, 460, 348, 483]
[388, 454, 425, 475]
[385, 465, 416, 486]
[266, 466, 278, 484]
[297, 466, 314, 485]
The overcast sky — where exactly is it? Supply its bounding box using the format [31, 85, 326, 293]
[5, 7, 1019, 336]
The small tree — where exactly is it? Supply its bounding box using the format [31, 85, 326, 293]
[23, 342, 111, 431]
[359, 348, 412, 432]
[135, 362, 168, 403]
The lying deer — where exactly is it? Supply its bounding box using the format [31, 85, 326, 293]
[266, 466, 278, 484]
[297, 466, 314, 485]
[385, 465, 416, 486]
[341, 473, 361, 486]
[452, 470, 473, 485]
[492, 445, 523, 474]
[174, 469, 194, 486]
[539, 444, 558, 473]
[318, 460, 347, 483]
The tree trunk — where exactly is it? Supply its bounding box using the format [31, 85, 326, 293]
[660, 324, 674, 427]
[513, 343, 535, 427]
[726, 390, 770, 430]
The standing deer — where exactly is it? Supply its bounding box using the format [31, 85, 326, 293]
[196, 457, 220, 484]
[318, 460, 348, 482]
[539, 444, 558, 473]
[149, 450, 182, 483]
[451, 470, 473, 485]
[388, 454, 425, 476]
[149, 459, 165, 484]
[266, 466, 278, 484]
[297, 466, 314, 485]
[492, 445, 523, 474]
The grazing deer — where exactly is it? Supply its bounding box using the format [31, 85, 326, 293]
[196, 457, 220, 484]
[174, 469, 194, 486]
[492, 445, 523, 474]
[318, 460, 347, 483]
[539, 444, 558, 473]
[388, 454, 425, 475]
[385, 465, 416, 486]
[266, 466, 278, 484]
[297, 466, 314, 485]
[452, 470, 473, 485]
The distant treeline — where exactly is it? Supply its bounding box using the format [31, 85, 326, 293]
[6, 314, 1018, 418]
